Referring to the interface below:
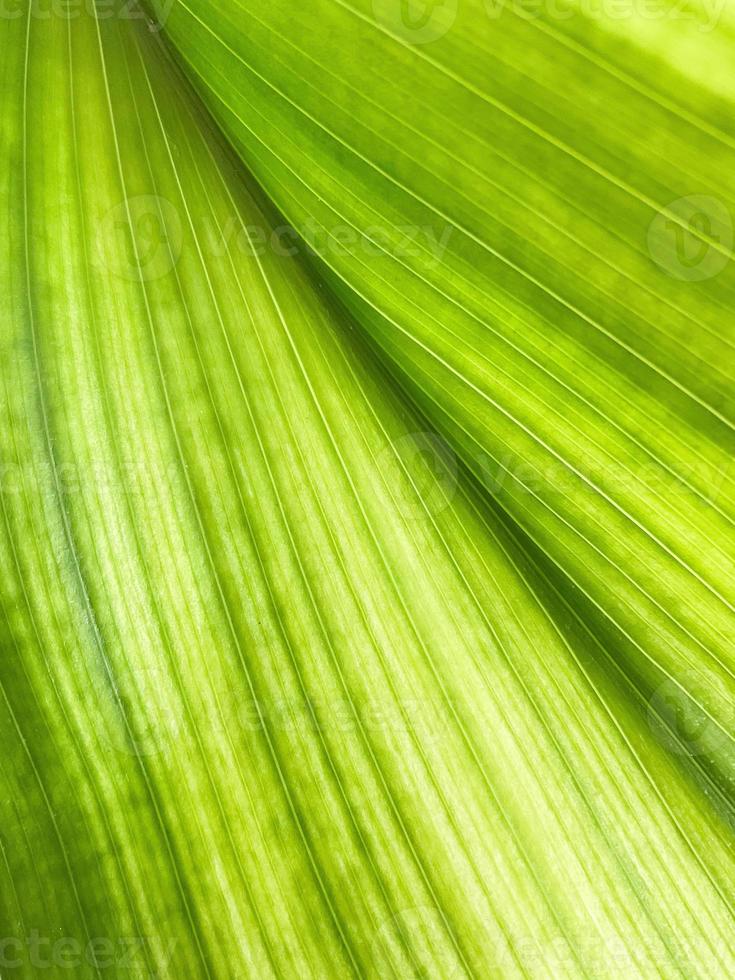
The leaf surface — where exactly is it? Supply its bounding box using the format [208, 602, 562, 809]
[0, 1, 734, 976]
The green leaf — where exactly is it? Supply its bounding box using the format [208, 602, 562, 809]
[154, 0, 735, 807]
[1, 0, 734, 977]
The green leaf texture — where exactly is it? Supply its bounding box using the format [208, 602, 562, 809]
[0, 0, 734, 977]
[153, 0, 735, 811]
